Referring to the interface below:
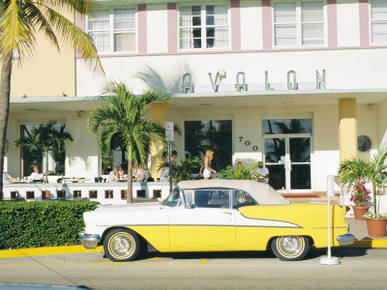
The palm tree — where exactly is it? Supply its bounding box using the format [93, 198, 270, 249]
[0, 0, 102, 199]
[14, 121, 73, 182]
[87, 81, 170, 203]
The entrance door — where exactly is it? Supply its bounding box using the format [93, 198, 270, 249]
[264, 135, 311, 192]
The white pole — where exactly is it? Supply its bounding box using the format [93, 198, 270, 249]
[320, 175, 340, 265]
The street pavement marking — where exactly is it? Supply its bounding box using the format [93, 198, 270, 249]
[0, 258, 208, 268]
[0, 246, 103, 259]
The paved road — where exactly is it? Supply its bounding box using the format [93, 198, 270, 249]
[0, 248, 387, 289]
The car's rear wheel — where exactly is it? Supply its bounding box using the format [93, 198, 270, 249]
[271, 236, 309, 261]
[104, 228, 140, 262]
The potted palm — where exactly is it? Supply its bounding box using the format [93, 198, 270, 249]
[338, 145, 387, 236]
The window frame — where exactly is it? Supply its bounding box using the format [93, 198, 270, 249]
[272, 0, 327, 48]
[86, 8, 137, 54]
[370, 0, 387, 45]
[177, 3, 231, 51]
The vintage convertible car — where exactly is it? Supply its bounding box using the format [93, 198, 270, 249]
[80, 179, 354, 262]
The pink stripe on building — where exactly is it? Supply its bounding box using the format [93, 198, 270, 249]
[231, 0, 241, 50]
[262, 0, 272, 50]
[359, 0, 370, 48]
[168, 3, 178, 53]
[327, 0, 338, 48]
[138, 4, 147, 54]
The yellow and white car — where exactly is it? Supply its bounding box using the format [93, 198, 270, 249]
[80, 179, 354, 262]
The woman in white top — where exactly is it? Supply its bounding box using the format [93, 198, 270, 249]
[29, 165, 44, 182]
[202, 149, 217, 180]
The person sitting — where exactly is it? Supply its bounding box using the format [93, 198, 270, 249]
[2, 172, 16, 183]
[135, 164, 146, 181]
[108, 165, 119, 182]
[29, 166, 44, 183]
[116, 164, 125, 180]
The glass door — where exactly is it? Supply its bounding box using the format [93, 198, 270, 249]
[264, 135, 311, 192]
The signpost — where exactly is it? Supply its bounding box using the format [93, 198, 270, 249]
[165, 122, 174, 192]
[320, 175, 340, 265]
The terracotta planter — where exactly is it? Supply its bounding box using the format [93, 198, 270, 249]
[352, 205, 370, 220]
[366, 218, 387, 238]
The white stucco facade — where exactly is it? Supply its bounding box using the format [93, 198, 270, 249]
[6, 0, 387, 197]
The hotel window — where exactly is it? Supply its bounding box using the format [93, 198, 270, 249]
[179, 5, 229, 50]
[87, 9, 136, 53]
[273, 0, 324, 46]
[371, 0, 387, 44]
[19, 124, 67, 177]
[184, 120, 232, 171]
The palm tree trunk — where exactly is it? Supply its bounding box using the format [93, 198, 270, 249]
[44, 148, 49, 183]
[127, 146, 133, 203]
[0, 53, 13, 200]
[373, 183, 377, 215]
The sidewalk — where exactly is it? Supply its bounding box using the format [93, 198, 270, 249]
[346, 217, 387, 248]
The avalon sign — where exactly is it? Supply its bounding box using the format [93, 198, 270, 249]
[182, 70, 326, 93]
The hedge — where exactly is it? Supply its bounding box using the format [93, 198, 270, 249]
[0, 201, 99, 249]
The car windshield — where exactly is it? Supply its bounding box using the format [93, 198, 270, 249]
[162, 188, 183, 207]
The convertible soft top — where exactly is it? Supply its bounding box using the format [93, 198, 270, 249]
[178, 179, 290, 205]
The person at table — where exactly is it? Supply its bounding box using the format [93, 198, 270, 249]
[257, 161, 269, 184]
[2, 172, 16, 183]
[29, 166, 44, 182]
[116, 164, 125, 180]
[108, 165, 119, 182]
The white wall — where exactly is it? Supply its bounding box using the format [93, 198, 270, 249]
[147, 5, 168, 53]
[337, 0, 360, 47]
[240, 0, 262, 50]
[77, 48, 387, 96]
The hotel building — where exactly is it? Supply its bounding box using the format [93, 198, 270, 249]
[6, 0, 387, 196]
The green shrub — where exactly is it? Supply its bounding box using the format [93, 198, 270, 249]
[0, 201, 98, 249]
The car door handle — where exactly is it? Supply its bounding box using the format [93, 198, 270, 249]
[223, 212, 232, 215]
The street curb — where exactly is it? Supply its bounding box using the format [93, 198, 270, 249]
[351, 239, 387, 248]
[0, 245, 103, 259]
[1, 239, 387, 259]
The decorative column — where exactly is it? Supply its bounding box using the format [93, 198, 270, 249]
[149, 103, 167, 180]
[338, 98, 358, 162]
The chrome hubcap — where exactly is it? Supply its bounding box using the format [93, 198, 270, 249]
[111, 234, 133, 257]
[279, 236, 302, 256]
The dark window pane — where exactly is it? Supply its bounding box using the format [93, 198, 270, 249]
[207, 28, 215, 37]
[193, 28, 201, 37]
[194, 39, 201, 48]
[207, 38, 214, 48]
[184, 120, 232, 171]
[207, 16, 214, 25]
[290, 137, 310, 162]
[206, 6, 214, 14]
[291, 165, 311, 189]
[264, 138, 285, 163]
[263, 119, 312, 134]
[267, 165, 285, 190]
[193, 16, 201, 26]
[192, 6, 201, 15]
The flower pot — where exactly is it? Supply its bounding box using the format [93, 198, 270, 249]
[366, 218, 387, 238]
[352, 205, 370, 220]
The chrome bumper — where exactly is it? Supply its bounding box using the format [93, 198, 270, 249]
[336, 234, 355, 246]
[79, 231, 101, 249]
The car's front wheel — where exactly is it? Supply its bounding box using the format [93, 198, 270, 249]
[104, 228, 140, 262]
[271, 236, 309, 261]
